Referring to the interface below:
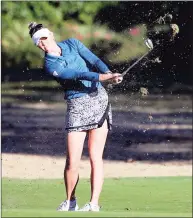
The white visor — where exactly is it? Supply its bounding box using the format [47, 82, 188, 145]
[32, 28, 50, 46]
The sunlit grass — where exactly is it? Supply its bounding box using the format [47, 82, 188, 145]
[2, 177, 192, 217]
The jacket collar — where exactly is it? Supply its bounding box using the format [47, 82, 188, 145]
[44, 42, 64, 61]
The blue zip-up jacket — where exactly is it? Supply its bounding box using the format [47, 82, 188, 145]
[44, 38, 110, 99]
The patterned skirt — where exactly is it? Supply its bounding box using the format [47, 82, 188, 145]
[65, 86, 112, 132]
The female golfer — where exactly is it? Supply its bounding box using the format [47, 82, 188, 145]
[28, 22, 123, 212]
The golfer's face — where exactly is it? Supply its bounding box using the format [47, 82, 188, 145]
[38, 31, 55, 51]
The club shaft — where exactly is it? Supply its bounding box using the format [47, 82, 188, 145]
[121, 51, 150, 76]
[121, 45, 158, 77]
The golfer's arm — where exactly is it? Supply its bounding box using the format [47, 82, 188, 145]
[45, 65, 100, 81]
[73, 38, 111, 74]
[45, 64, 114, 82]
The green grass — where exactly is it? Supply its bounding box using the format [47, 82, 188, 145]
[2, 177, 192, 217]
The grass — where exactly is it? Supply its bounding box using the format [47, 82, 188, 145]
[2, 177, 192, 217]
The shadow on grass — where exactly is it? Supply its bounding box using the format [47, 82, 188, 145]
[1, 103, 192, 162]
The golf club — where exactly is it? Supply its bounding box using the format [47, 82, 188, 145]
[121, 38, 154, 77]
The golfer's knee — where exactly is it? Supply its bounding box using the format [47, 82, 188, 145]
[65, 158, 79, 171]
[90, 156, 103, 166]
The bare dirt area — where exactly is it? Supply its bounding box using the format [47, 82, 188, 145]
[2, 94, 192, 179]
[2, 153, 192, 179]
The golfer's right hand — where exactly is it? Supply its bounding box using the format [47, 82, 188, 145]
[99, 73, 123, 84]
[111, 73, 123, 84]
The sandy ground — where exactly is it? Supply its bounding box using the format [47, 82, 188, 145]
[2, 153, 192, 179]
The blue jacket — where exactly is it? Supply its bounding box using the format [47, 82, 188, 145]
[44, 38, 110, 99]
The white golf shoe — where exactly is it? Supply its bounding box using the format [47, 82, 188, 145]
[57, 199, 79, 211]
[78, 202, 100, 212]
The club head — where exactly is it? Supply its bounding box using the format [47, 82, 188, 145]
[145, 38, 154, 50]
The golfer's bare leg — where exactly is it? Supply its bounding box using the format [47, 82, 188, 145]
[64, 131, 87, 201]
[88, 120, 108, 205]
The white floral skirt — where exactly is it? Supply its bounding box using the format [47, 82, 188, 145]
[65, 86, 112, 132]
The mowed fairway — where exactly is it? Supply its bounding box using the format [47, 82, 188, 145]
[2, 177, 192, 217]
